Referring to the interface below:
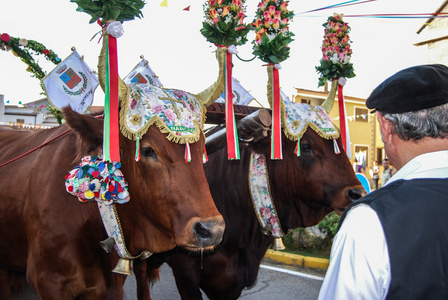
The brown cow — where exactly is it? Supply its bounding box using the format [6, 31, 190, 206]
[134, 109, 365, 300]
[0, 107, 224, 299]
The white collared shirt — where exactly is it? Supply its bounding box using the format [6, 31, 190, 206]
[318, 151, 448, 300]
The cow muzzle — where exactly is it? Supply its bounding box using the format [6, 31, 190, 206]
[333, 186, 366, 215]
[182, 215, 225, 251]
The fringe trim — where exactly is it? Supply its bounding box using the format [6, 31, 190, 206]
[321, 79, 337, 113]
[267, 65, 340, 142]
[194, 47, 227, 107]
[120, 115, 202, 144]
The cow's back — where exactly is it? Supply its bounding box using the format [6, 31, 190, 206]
[0, 125, 117, 298]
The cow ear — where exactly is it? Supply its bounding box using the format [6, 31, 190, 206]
[63, 106, 103, 151]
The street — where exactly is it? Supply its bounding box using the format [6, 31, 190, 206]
[125, 259, 325, 300]
[15, 259, 325, 299]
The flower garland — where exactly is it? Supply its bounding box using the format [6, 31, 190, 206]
[315, 13, 355, 87]
[70, 0, 145, 24]
[0, 33, 61, 80]
[200, 0, 251, 47]
[252, 0, 294, 64]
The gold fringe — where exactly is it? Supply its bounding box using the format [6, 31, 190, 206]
[266, 65, 340, 141]
[321, 80, 337, 113]
[120, 114, 202, 145]
[194, 47, 227, 107]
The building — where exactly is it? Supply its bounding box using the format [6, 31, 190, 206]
[415, 0, 448, 64]
[293, 87, 385, 187]
[0, 94, 59, 128]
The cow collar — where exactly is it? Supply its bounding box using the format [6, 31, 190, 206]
[248, 152, 286, 237]
[98, 202, 151, 260]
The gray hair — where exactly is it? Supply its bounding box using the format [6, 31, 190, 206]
[381, 102, 448, 141]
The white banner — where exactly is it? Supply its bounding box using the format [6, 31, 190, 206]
[124, 58, 163, 87]
[217, 77, 255, 106]
[42, 50, 98, 114]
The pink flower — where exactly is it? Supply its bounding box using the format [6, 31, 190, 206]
[153, 104, 164, 114]
[267, 5, 276, 17]
[260, 207, 271, 219]
[264, 16, 272, 28]
[164, 109, 176, 122]
[281, 18, 289, 26]
[221, 6, 230, 17]
[280, 1, 288, 13]
[236, 11, 245, 24]
[258, 2, 266, 11]
[274, 11, 282, 20]
[1, 33, 10, 42]
[269, 215, 277, 226]
[253, 19, 262, 28]
[272, 18, 280, 30]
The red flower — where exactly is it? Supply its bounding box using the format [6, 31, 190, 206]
[43, 49, 50, 55]
[1, 33, 10, 42]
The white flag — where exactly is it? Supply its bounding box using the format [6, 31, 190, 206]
[42, 50, 98, 114]
[217, 77, 255, 105]
[124, 58, 163, 87]
[280, 89, 291, 103]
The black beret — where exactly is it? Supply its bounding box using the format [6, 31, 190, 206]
[366, 64, 448, 113]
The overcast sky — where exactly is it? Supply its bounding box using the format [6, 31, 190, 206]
[0, 0, 443, 108]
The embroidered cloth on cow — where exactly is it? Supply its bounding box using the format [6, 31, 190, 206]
[249, 153, 285, 237]
[120, 83, 205, 144]
[65, 155, 130, 205]
[282, 100, 339, 141]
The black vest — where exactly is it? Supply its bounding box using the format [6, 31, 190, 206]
[340, 179, 448, 300]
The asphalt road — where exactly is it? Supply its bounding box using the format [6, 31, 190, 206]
[125, 259, 325, 300]
[15, 259, 325, 299]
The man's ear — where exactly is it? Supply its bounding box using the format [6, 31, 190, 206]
[377, 112, 393, 144]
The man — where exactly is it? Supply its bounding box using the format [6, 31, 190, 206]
[381, 158, 396, 186]
[318, 64, 448, 300]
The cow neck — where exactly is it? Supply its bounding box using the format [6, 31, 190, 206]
[248, 152, 286, 237]
[98, 202, 151, 259]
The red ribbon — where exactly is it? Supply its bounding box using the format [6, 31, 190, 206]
[224, 49, 239, 160]
[337, 83, 346, 152]
[108, 35, 120, 162]
[271, 65, 282, 160]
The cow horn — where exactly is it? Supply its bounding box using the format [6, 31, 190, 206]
[270, 237, 286, 251]
[321, 79, 338, 113]
[99, 237, 115, 254]
[194, 47, 227, 107]
[112, 258, 132, 276]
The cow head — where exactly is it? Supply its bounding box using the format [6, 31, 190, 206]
[63, 107, 224, 254]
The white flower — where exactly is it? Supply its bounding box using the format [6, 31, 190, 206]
[107, 21, 124, 38]
[343, 55, 351, 64]
[19, 38, 28, 46]
[268, 33, 276, 41]
[224, 16, 232, 24]
[338, 77, 347, 86]
[330, 54, 339, 64]
[227, 45, 238, 54]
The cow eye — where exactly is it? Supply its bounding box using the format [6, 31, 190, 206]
[142, 146, 157, 160]
[300, 143, 313, 153]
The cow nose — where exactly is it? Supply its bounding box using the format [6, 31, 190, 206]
[193, 216, 225, 247]
[347, 187, 365, 202]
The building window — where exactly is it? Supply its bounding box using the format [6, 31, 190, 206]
[355, 107, 368, 122]
[16, 119, 25, 124]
